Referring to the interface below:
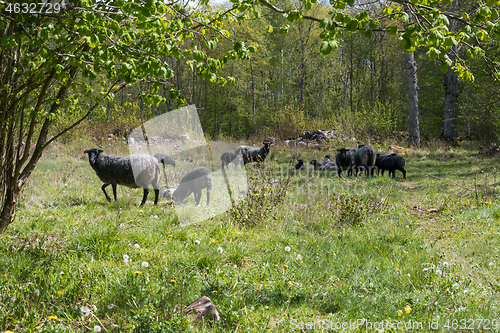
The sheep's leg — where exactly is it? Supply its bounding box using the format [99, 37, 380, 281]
[112, 184, 118, 201]
[194, 190, 201, 205]
[154, 189, 159, 205]
[401, 168, 406, 179]
[102, 184, 113, 202]
[140, 188, 149, 206]
[206, 188, 211, 205]
[337, 168, 342, 177]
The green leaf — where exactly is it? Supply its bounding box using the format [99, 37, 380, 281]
[443, 37, 456, 47]
[427, 48, 441, 59]
[234, 41, 244, 51]
[248, 45, 256, 53]
[388, 26, 398, 36]
[335, 12, 344, 23]
[320, 19, 329, 29]
[364, 29, 373, 40]
[320, 40, 338, 55]
[383, 7, 393, 15]
[369, 20, 378, 30]
[402, 12, 409, 25]
[266, 25, 273, 33]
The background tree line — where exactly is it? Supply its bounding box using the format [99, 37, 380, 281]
[84, 0, 500, 144]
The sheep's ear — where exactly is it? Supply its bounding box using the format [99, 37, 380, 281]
[98, 149, 104, 153]
[84, 150, 88, 154]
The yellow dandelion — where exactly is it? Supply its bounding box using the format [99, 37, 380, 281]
[134, 271, 142, 275]
[212, 290, 218, 293]
[6, 317, 15, 321]
[57, 290, 64, 295]
[48, 315, 57, 319]
[284, 264, 288, 269]
[288, 281, 294, 285]
[397, 310, 403, 317]
[405, 305, 412, 314]
[168, 234, 173, 238]
[170, 279, 176, 284]
[5, 331, 15, 333]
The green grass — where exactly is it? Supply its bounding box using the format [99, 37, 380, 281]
[2, 143, 500, 332]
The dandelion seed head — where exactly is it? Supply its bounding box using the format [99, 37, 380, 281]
[94, 325, 102, 333]
[134, 243, 140, 249]
[217, 247, 224, 253]
[123, 254, 129, 261]
[142, 261, 149, 268]
[436, 269, 442, 276]
[195, 240, 200, 244]
[284, 246, 291, 252]
[80, 306, 91, 316]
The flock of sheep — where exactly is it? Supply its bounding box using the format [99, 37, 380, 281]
[83, 141, 405, 207]
[299, 145, 407, 179]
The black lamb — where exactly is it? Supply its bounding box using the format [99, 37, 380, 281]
[375, 153, 406, 179]
[295, 159, 313, 170]
[335, 147, 356, 176]
[235, 142, 271, 165]
[221, 152, 242, 169]
[84, 148, 160, 206]
[162, 166, 212, 205]
[321, 155, 338, 170]
[154, 153, 176, 167]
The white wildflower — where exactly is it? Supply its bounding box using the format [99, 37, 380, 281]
[443, 262, 449, 268]
[107, 304, 114, 310]
[80, 306, 91, 316]
[195, 240, 200, 245]
[94, 325, 102, 332]
[134, 243, 140, 249]
[436, 269, 442, 276]
[142, 261, 149, 268]
[489, 262, 494, 267]
[296, 254, 303, 261]
[217, 247, 224, 253]
[284, 246, 291, 252]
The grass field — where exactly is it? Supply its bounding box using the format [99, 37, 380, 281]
[1, 141, 500, 332]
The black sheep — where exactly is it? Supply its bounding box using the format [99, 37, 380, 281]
[335, 147, 356, 176]
[295, 159, 313, 170]
[354, 145, 376, 176]
[84, 149, 160, 206]
[161, 166, 212, 205]
[376, 154, 406, 179]
[235, 142, 271, 165]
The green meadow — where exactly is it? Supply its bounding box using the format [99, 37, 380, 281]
[1, 141, 500, 332]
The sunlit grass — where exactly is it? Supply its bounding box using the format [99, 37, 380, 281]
[1, 143, 500, 331]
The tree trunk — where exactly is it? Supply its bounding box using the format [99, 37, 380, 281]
[444, 0, 459, 140]
[250, 58, 256, 132]
[404, 4, 420, 147]
[443, 46, 458, 139]
[406, 52, 420, 147]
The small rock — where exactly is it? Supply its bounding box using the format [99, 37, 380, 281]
[183, 296, 220, 322]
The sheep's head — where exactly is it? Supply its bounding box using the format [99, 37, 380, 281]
[160, 188, 176, 199]
[84, 148, 104, 163]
